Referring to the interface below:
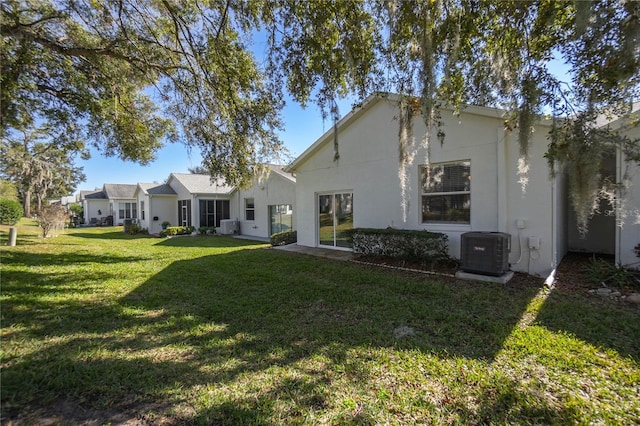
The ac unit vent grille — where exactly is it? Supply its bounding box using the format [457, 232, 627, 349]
[460, 232, 510, 276]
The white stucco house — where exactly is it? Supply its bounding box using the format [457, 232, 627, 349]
[80, 184, 137, 225]
[288, 93, 568, 277]
[232, 165, 296, 239]
[132, 166, 296, 239]
[133, 183, 177, 235]
[163, 172, 235, 231]
[79, 189, 108, 225]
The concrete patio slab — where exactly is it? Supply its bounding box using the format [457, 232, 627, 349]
[272, 244, 355, 261]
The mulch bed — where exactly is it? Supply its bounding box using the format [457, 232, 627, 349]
[353, 252, 639, 295]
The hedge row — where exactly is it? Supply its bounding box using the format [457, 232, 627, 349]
[350, 228, 449, 261]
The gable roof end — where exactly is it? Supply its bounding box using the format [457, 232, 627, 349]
[169, 173, 234, 194]
[103, 183, 137, 199]
[137, 183, 177, 196]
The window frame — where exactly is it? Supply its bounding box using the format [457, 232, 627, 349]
[118, 202, 137, 219]
[420, 160, 471, 224]
[245, 198, 255, 221]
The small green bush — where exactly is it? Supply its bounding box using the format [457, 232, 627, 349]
[0, 198, 24, 225]
[270, 230, 297, 246]
[198, 226, 215, 235]
[350, 228, 449, 262]
[127, 224, 149, 235]
[160, 226, 195, 237]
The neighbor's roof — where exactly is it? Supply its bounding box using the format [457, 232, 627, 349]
[103, 183, 137, 199]
[137, 183, 177, 196]
[267, 164, 296, 183]
[79, 189, 106, 200]
[169, 173, 234, 194]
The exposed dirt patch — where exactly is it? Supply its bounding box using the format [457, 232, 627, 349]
[553, 252, 640, 295]
[2, 398, 177, 426]
[353, 254, 544, 288]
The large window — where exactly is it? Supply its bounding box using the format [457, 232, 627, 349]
[118, 202, 137, 220]
[421, 161, 470, 223]
[269, 204, 293, 234]
[245, 198, 255, 221]
[199, 199, 230, 228]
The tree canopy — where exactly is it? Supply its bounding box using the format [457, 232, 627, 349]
[2, 1, 639, 226]
[0, 126, 87, 216]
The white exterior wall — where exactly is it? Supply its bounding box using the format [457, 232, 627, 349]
[149, 196, 177, 233]
[233, 172, 296, 239]
[83, 199, 109, 224]
[617, 123, 640, 269]
[294, 98, 564, 276]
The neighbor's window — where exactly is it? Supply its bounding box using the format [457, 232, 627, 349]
[421, 161, 471, 223]
[119, 202, 137, 219]
[245, 198, 255, 221]
[141, 201, 145, 220]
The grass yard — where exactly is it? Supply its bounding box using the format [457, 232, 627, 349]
[1, 220, 639, 424]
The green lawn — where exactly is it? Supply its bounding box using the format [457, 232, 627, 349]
[1, 221, 639, 424]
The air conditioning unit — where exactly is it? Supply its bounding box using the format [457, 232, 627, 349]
[460, 232, 510, 276]
[219, 219, 238, 235]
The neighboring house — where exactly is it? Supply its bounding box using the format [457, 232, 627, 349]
[232, 165, 296, 239]
[134, 167, 296, 238]
[165, 173, 235, 230]
[79, 189, 109, 225]
[79, 184, 138, 225]
[288, 93, 567, 277]
[134, 183, 177, 235]
[103, 184, 138, 225]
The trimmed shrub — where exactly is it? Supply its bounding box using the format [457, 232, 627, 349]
[270, 230, 297, 246]
[0, 198, 24, 225]
[160, 226, 195, 237]
[350, 228, 449, 261]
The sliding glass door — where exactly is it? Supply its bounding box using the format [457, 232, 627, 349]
[318, 192, 353, 249]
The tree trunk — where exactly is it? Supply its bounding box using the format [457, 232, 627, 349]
[23, 189, 31, 217]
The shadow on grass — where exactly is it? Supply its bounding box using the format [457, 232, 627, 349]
[1, 249, 150, 267]
[67, 228, 154, 240]
[154, 235, 268, 248]
[534, 290, 640, 361]
[1, 246, 593, 424]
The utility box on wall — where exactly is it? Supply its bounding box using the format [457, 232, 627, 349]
[460, 232, 510, 276]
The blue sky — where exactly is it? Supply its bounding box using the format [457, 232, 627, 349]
[74, 95, 355, 193]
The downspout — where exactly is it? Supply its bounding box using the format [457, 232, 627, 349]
[615, 144, 623, 265]
[546, 167, 557, 287]
[497, 125, 508, 233]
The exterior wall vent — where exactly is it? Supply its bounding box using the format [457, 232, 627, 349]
[460, 232, 510, 276]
